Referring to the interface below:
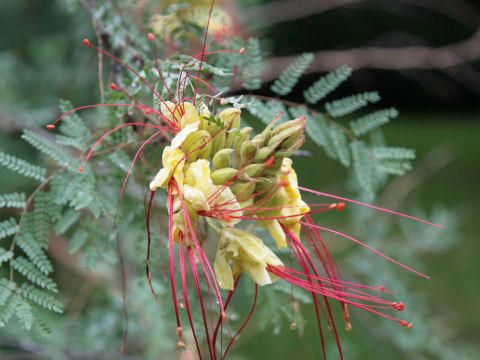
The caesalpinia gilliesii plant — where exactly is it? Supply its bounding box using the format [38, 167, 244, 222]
[46, 24, 444, 360]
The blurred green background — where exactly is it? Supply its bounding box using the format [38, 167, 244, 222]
[0, 0, 479, 359]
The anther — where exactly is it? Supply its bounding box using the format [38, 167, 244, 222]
[83, 38, 90, 47]
[239, 47, 245, 54]
[337, 202, 346, 211]
[289, 322, 297, 330]
[379, 285, 386, 291]
[148, 32, 155, 41]
[220, 98, 225, 105]
[46, 125, 55, 130]
[144, 108, 151, 116]
[109, 82, 118, 90]
[279, 179, 289, 187]
[265, 156, 275, 167]
[78, 167, 84, 173]
[345, 322, 352, 331]
[397, 302, 404, 311]
[407, 322, 413, 329]
[222, 312, 229, 320]
[179, 302, 185, 309]
[176, 326, 183, 336]
[222, 214, 231, 223]
[329, 203, 338, 209]
[400, 320, 408, 327]
[176, 340, 186, 352]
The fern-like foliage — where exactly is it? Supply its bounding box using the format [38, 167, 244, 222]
[0, 218, 19, 239]
[303, 65, 352, 104]
[326, 91, 380, 118]
[242, 38, 262, 90]
[21, 130, 72, 167]
[351, 141, 374, 199]
[350, 108, 399, 136]
[0, 192, 26, 209]
[0, 152, 46, 182]
[271, 53, 313, 96]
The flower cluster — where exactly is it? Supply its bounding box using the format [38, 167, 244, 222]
[48, 27, 442, 359]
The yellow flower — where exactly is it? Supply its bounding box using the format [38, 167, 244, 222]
[149, 146, 186, 191]
[214, 228, 283, 290]
[258, 158, 310, 246]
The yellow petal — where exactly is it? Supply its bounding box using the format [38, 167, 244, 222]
[257, 219, 287, 248]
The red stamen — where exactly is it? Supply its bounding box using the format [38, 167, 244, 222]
[109, 82, 118, 90]
[46, 125, 55, 130]
[407, 322, 413, 329]
[380, 285, 386, 291]
[78, 167, 84, 173]
[337, 202, 346, 211]
[148, 32, 155, 41]
[83, 38, 90, 46]
[400, 320, 408, 327]
[239, 47, 245, 54]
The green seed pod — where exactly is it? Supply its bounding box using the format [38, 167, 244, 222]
[240, 141, 257, 163]
[238, 163, 265, 180]
[213, 149, 234, 170]
[211, 167, 239, 185]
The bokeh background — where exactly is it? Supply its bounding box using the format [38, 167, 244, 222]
[1, 0, 479, 359]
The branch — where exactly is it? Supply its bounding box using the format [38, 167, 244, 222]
[262, 29, 480, 79]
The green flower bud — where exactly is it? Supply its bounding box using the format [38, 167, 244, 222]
[182, 130, 212, 162]
[210, 130, 226, 156]
[211, 167, 239, 185]
[253, 146, 275, 163]
[271, 116, 307, 134]
[238, 163, 265, 180]
[255, 185, 287, 217]
[218, 108, 241, 130]
[274, 136, 305, 158]
[240, 141, 257, 163]
[230, 181, 255, 198]
[212, 149, 234, 169]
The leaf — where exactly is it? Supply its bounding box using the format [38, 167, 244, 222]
[0, 152, 46, 182]
[330, 125, 351, 167]
[350, 141, 374, 199]
[303, 65, 352, 104]
[372, 146, 415, 160]
[15, 298, 33, 330]
[242, 38, 262, 90]
[0, 192, 26, 209]
[20, 284, 63, 313]
[16, 232, 53, 275]
[21, 130, 71, 167]
[271, 53, 313, 96]
[10, 257, 58, 292]
[305, 114, 338, 159]
[0, 217, 19, 240]
[350, 108, 399, 136]
[326, 91, 380, 118]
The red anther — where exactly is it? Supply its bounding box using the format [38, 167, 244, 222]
[148, 32, 155, 41]
[279, 179, 289, 187]
[46, 125, 55, 130]
[78, 167, 84, 173]
[222, 214, 231, 223]
[265, 156, 275, 167]
[83, 38, 90, 46]
[239, 47, 245, 54]
[400, 320, 408, 327]
[176, 326, 183, 336]
[222, 312, 229, 320]
[109, 82, 118, 90]
[407, 322, 413, 329]
[337, 202, 346, 211]
[397, 302, 404, 311]
[379, 285, 386, 291]
[220, 98, 225, 105]
[144, 108, 151, 116]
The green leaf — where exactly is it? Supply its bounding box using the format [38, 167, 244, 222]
[15, 298, 34, 330]
[0, 192, 26, 209]
[16, 232, 53, 275]
[242, 38, 262, 90]
[350, 108, 398, 136]
[20, 284, 63, 313]
[0, 248, 13, 265]
[54, 209, 80, 235]
[303, 65, 352, 104]
[0, 152, 46, 182]
[0, 217, 19, 239]
[271, 53, 313, 96]
[330, 125, 351, 167]
[10, 257, 58, 292]
[326, 91, 380, 118]
[21, 130, 72, 167]
[305, 114, 338, 159]
[372, 146, 415, 160]
[351, 141, 374, 199]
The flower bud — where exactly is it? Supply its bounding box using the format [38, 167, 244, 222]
[271, 116, 307, 134]
[212, 148, 234, 169]
[218, 108, 241, 130]
[230, 181, 255, 198]
[182, 130, 212, 162]
[210, 167, 238, 185]
[238, 163, 265, 180]
[275, 136, 305, 158]
[240, 141, 257, 163]
[253, 146, 275, 163]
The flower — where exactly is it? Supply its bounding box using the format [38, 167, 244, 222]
[49, 12, 443, 359]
